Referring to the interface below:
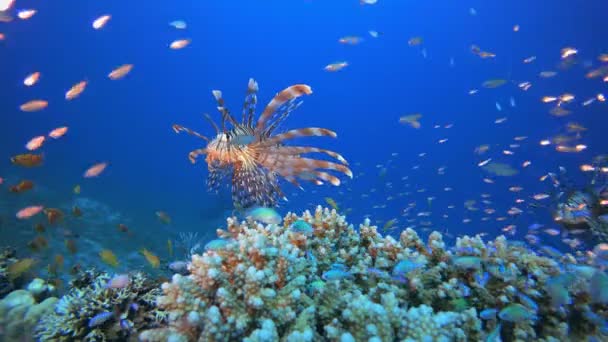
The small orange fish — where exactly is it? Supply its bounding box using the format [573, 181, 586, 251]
[49, 126, 68, 139]
[20, 100, 48, 112]
[140, 248, 160, 268]
[44, 208, 64, 225]
[65, 239, 78, 254]
[92, 14, 111, 29]
[10, 180, 34, 193]
[34, 223, 45, 233]
[17, 9, 36, 20]
[84, 162, 108, 178]
[54, 254, 64, 270]
[408, 36, 423, 46]
[65, 81, 87, 100]
[11, 153, 43, 167]
[28, 235, 48, 251]
[170, 39, 190, 49]
[156, 211, 171, 224]
[100, 249, 119, 267]
[23, 72, 40, 86]
[16, 205, 44, 219]
[108, 64, 133, 80]
[25, 135, 45, 151]
[0, 33, 4, 40]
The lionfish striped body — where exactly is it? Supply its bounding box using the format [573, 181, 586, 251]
[173, 79, 352, 208]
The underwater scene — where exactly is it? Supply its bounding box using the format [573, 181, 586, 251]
[1, 0, 608, 341]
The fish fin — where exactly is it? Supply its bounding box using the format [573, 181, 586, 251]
[255, 84, 312, 134]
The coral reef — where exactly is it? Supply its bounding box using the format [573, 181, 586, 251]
[138, 206, 608, 341]
[35, 269, 166, 341]
[0, 278, 57, 341]
[0, 247, 18, 297]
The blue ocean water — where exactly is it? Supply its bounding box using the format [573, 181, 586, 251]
[0, 0, 607, 288]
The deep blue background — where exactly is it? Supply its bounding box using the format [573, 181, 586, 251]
[1, 0, 608, 251]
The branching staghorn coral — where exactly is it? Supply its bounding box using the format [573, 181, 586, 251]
[35, 269, 165, 341]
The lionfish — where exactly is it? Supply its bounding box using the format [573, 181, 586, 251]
[173, 78, 352, 208]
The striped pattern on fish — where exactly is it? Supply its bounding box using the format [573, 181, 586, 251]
[173, 78, 351, 208]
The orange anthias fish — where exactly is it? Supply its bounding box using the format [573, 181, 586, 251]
[11, 153, 43, 167]
[25, 135, 45, 151]
[28, 235, 48, 251]
[140, 248, 160, 268]
[10, 180, 34, 193]
[84, 162, 108, 178]
[108, 64, 133, 80]
[16, 205, 44, 219]
[92, 15, 111, 29]
[170, 39, 190, 49]
[44, 208, 64, 225]
[65, 81, 87, 100]
[65, 239, 77, 254]
[20, 100, 48, 112]
[49, 126, 68, 139]
[100, 249, 119, 267]
[23, 72, 41, 86]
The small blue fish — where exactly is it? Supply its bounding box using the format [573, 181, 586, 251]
[459, 282, 471, 297]
[510, 96, 516, 107]
[367, 267, 389, 278]
[495, 102, 502, 111]
[247, 207, 282, 224]
[486, 323, 501, 342]
[88, 311, 113, 328]
[474, 271, 490, 287]
[528, 223, 543, 230]
[390, 274, 408, 284]
[480, 308, 497, 320]
[498, 303, 537, 323]
[330, 263, 348, 271]
[393, 259, 423, 276]
[322, 269, 353, 281]
[518, 292, 538, 312]
[289, 220, 313, 235]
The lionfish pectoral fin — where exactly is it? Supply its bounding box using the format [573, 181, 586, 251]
[188, 149, 207, 164]
[255, 84, 312, 134]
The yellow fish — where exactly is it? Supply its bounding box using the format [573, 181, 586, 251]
[156, 211, 172, 224]
[99, 249, 119, 267]
[325, 197, 339, 211]
[140, 248, 160, 268]
[73, 185, 81, 194]
[167, 239, 173, 257]
[8, 258, 36, 281]
[383, 218, 398, 231]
